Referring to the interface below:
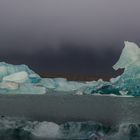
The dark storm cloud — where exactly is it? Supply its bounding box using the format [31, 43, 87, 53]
[0, 0, 140, 76]
[0, 42, 122, 77]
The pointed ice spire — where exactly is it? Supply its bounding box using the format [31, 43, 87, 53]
[113, 41, 140, 70]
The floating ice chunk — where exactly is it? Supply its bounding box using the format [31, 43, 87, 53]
[119, 90, 128, 96]
[76, 91, 83, 95]
[0, 117, 106, 140]
[3, 71, 28, 83]
[0, 62, 41, 81]
[40, 78, 57, 89]
[41, 78, 111, 94]
[0, 82, 19, 90]
[55, 80, 84, 91]
[31, 122, 60, 138]
[113, 41, 140, 70]
[31, 121, 104, 139]
[79, 79, 110, 94]
[54, 78, 84, 91]
[40, 78, 84, 91]
[6, 84, 46, 94]
[59, 122, 104, 139]
[0, 62, 44, 94]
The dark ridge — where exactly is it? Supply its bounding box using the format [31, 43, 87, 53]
[40, 69, 123, 81]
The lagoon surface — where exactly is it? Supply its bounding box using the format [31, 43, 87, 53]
[0, 94, 139, 140]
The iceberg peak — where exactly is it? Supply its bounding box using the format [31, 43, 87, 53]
[113, 41, 140, 70]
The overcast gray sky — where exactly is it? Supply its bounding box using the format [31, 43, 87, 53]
[0, 0, 139, 76]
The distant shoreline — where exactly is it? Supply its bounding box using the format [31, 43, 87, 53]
[40, 73, 112, 81]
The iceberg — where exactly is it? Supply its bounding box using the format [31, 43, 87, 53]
[112, 41, 140, 96]
[75, 41, 140, 96]
[78, 41, 140, 96]
[0, 63, 43, 94]
[0, 41, 139, 95]
[0, 62, 41, 83]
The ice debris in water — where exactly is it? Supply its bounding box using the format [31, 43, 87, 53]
[0, 116, 109, 140]
[0, 41, 140, 95]
[0, 116, 140, 140]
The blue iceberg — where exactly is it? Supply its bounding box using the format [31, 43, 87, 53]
[0, 41, 140, 96]
[112, 41, 140, 96]
[78, 41, 140, 96]
[0, 62, 43, 94]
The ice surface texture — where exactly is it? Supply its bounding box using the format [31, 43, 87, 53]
[112, 41, 140, 96]
[0, 62, 43, 94]
[0, 41, 140, 95]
